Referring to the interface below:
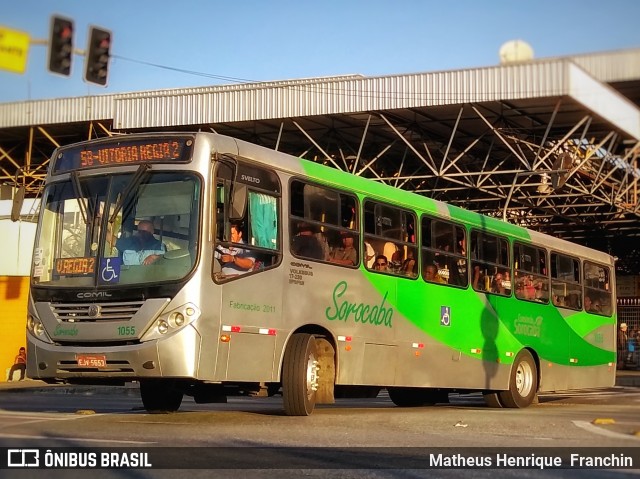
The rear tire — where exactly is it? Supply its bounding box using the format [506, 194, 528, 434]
[498, 350, 538, 408]
[140, 379, 183, 413]
[282, 333, 319, 416]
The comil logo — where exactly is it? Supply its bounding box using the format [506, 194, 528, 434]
[8, 449, 39, 467]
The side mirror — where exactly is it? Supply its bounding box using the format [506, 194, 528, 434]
[11, 186, 25, 222]
[230, 183, 247, 220]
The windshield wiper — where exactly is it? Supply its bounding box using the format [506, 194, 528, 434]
[108, 164, 151, 226]
[70, 171, 89, 225]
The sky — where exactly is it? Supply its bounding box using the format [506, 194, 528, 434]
[1, 0, 640, 104]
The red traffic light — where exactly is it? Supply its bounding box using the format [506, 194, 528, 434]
[84, 26, 112, 86]
[60, 26, 72, 40]
[48, 15, 74, 76]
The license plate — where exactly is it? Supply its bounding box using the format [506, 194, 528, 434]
[76, 354, 107, 368]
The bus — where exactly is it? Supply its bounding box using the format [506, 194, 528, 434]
[25, 132, 617, 415]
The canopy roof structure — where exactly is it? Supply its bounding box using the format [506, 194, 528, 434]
[1, 47, 639, 271]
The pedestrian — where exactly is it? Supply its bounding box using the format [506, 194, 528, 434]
[8, 347, 26, 381]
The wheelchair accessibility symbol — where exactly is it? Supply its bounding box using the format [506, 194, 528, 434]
[440, 306, 451, 326]
[99, 258, 121, 284]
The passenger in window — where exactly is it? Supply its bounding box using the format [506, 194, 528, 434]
[329, 231, 357, 266]
[291, 222, 324, 260]
[503, 271, 512, 292]
[515, 274, 535, 300]
[584, 295, 601, 313]
[217, 221, 255, 275]
[491, 271, 511, 295]
[553, 295, 566, 307]
[424, 264, 446, 284]
[373, 255, 389, 272]
[450, 240, 468, 286]
[389, 248, 404, 272]
[492, 272, 506, 294]
[534, 279, 548, 302]
[526, 278, 538, 300]
[402, 250, 417, 277]
[117, 220, 165, 265]
[566, 293, 581, 309]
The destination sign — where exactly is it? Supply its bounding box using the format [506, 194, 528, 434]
[55, 257, 96, 276]
[52, 136, 194, 174]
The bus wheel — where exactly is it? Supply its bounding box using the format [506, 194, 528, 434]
[140, 379, 184, 413]
[388, 387, 432, 407]
[498, 350, 537, 408]
[282, 333, 319, 416]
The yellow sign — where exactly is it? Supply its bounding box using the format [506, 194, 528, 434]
[0, 26, 30, 74]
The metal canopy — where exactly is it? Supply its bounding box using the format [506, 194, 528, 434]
[0, 48, 639, 271]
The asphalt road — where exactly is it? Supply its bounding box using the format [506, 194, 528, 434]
[0, 385, 638, 478]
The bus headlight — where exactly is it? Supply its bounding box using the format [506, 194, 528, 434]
[157, 320, 169, 335]
[141, 303, 201, 341]
[27, 315, 52, 343]
[169, 312, 185, 327]
[27, 315, 36, 332]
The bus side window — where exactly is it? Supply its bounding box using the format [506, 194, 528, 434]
[470, 231, 510, 296]
[514, 243, 549, 303]
[584, 261, 612, 315]
[364, 200, 415, 277]
[551, 252, 581, 310]
[420, 217, 473, 287]
[214, 163, 281, 282]
[289, 180, 358, 266]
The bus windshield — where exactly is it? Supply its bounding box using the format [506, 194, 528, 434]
[32, 171, 200, 287]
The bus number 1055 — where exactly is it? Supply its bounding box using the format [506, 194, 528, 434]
[117, 326, 136, 336]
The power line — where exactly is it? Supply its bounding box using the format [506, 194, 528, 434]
[111, 54, 256, 84]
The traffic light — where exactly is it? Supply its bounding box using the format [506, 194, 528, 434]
[84, 26, 111, 86]
[48, 16, 74, 76]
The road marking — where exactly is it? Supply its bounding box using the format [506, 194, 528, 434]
[0, 411, 88, 421]
[573, 420, 640, 442]
[0, 433, 155, 444]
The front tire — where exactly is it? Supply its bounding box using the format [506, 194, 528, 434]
[282, 333, 319, 416]
[483, 392, 504, 408]
[140, 379, 184, 413]
[498, 350, 538, 408]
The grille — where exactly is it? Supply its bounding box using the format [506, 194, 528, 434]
[57, 359, 135, 374]
[51, 301, 144, 322]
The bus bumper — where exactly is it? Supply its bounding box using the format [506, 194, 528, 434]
[26, 325, 202, 382]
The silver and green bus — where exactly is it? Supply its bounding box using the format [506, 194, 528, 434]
[26, 132, 617, 415]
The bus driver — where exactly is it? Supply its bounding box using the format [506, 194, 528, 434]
[116, 220, 165, 265]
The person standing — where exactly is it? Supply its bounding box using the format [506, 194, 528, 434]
[618, 323, 629, 369]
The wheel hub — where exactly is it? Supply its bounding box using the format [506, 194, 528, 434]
[306, 357, 319, 397]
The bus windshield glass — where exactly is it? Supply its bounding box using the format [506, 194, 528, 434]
[32, 171, 200, 287]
